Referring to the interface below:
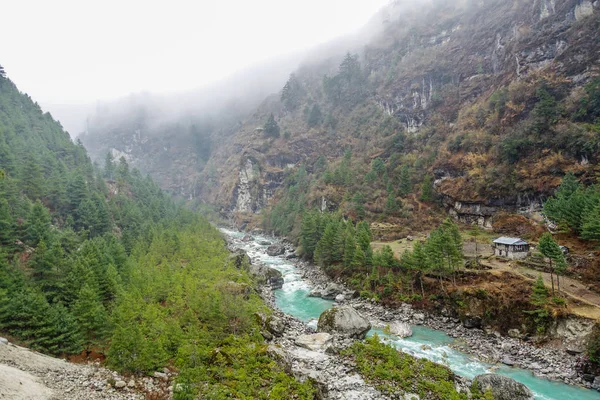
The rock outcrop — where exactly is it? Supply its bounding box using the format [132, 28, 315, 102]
[317, 306, 372, 339]
[473, 374, 534, 400]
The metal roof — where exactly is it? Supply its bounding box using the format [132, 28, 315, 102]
[493, 237, 528, 246]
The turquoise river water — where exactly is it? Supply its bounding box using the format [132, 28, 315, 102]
[222, 229, 600, 400]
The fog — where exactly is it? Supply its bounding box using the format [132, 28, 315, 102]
[0, 0, 402, 135]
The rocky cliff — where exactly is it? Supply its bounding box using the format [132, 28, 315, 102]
[83, 0, 600, 230]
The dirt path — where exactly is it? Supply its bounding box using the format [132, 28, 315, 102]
[483, 258, 600, 320]
[378, 238, 600, 320]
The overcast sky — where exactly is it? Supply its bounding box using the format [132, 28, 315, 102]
[1, 0, 389, 106]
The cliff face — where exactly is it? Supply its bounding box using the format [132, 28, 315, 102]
[83, 0, 600, 228]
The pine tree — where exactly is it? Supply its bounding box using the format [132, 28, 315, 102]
[68, 174, 88, 212]
[525, 276, 550, 334]
[307, 104, 323, 127]
[22, 156, 44, 200]
[281, 74, 304, 111]
[104, 152, 116, 180]
[331, 221, 344, 263]
[75, 198, 98, 235]
[263, 113, 280, 138]
[538, 233, 565, 295]
[72, 283, 109, 346]
[412, 242, 428, 297]
[25, 201, 52, 246]
[385, 192, 400, 214]
[0, 199, 16, 248]
[581, 203, 600, 241]
[352, 192, 366, 219]
[352, 246, 366, 269]
[343, 233, 356, 268]
[301, 212, 318, 259]
[398, 165, 412, 197]
[421, 174, 434, 202]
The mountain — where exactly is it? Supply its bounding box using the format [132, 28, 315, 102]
[0, 68, 316, 398]
[80, 0, 600, 234]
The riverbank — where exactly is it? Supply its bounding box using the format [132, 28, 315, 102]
[224, 228, 599, 397]
[293, 252, 588, 388]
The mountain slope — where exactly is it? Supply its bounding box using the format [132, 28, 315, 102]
[197, 0, 600, 230]
[0, 69, 316, 398]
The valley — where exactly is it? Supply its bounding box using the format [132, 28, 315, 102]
[2, 0, 600, 399]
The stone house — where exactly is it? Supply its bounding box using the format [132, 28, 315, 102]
[493, 237, 529, 260]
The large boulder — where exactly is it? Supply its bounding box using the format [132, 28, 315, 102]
[317, 306, 371, 339]
[266, 244, 286, 256]
[227, 250, 251, 270]
[309, 283, 344, 300]
[473, 374, 534, 400]
[462, 315, 482, 329]
[387, 321, 412, 338]
[295, 333, 333, 351]
[249, 264, 284, 290]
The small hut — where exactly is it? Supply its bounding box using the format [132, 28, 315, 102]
[493, 237, 529, 260]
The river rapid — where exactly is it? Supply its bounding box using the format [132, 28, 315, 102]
[221, 228, 600, 400]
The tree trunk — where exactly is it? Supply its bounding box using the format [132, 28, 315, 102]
[420, 274, 425, 298]
[549, 259, 555, 296]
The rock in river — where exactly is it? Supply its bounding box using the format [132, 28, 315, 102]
[266, 244, 286, 256]
[249, 264, 284, 290]
[473, 374, 534, 400]
[317, 306, 371, 339]
[387, 321, 412, 338]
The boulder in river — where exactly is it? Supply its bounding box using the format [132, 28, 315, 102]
[227, 250, 251, 270]
[321, 283, 345, 300]
[387, 321, 412, 338]
[241, 235, 253, 242]
[249, 264, 284, 290]
[295, 333, 333, 351]
[259, 240, 272, 246]
[317, 306, 371, 339]
[266, 244, 286, 256]
[473, 374, 534, 400]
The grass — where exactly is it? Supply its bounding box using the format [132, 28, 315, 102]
[342, 335, 493, 400]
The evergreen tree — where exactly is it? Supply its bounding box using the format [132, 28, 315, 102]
[104, 152, 116, 179]
[343, 233, 356, 268]
[352, 246, 366, 269]
[421, 174, 434, 202]
[386, 192, 400, 214]
[525, 276, 550, 334]
[22, 156, 44, 200]
[72, 283, 109, 346]
[352, 192, 366, 219]
[25, 201, 52, 246]
[263, 113, 280, 138]
[331, 221, 344, 263]
[281, 74, 304, 111]
[307, 104, 323, 127]
[398, 165, 412, 197]
[0, 199, 16, 248]
[67, 174, 88, 212]
[412, 242, 428, 297]
[581, 203, 600, 241]
[538, 233, 565, 295]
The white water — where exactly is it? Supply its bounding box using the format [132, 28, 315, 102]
[222, 228, 600, 400]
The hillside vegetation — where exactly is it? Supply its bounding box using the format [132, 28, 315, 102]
[0, 70, 316, 399]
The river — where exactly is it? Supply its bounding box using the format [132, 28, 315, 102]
[222, 228, 600, 400]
